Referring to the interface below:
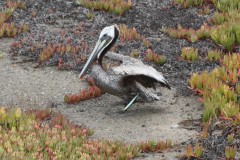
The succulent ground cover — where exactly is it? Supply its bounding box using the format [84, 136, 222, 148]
[0, 107, 174, 159]
[167, 0, 240, 52]
[1, 0, 240, 159]
[171, 0, 240, 159]
[0, 1, 28, 38]
[76, 0, 132, 16]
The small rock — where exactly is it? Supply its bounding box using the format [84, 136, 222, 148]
[77, 109, 85, 112]
[170, 124, 179, 129]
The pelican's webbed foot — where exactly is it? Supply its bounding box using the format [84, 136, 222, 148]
[123, 93, 139, 111]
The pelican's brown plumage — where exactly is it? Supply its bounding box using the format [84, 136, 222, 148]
[79, 25, 171, 110]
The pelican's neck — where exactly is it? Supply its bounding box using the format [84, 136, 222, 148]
[91, 64, 108, 88]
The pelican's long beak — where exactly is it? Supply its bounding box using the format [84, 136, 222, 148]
[79, 39, 105, 78]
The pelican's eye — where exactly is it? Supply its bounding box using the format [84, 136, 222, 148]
[100, 34, 109, 41]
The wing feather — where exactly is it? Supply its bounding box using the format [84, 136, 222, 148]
[106, 52, 171, 89]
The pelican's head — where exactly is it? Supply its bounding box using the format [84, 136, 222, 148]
[79, 25, 119, 78]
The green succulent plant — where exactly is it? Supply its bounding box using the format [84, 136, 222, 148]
[181, 47, 198, 61]
[189, 53, 240, 122]
[225, 146, 237, 159]
[207, 50, 221, 62]
[77, 0, 132, 15]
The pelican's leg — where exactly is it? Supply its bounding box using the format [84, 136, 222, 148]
[123, 93, 139, 111]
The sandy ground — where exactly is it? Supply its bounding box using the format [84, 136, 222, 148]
[0, 40, 202, 159]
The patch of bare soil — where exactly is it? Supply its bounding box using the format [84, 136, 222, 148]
[0, 0, 224, 159]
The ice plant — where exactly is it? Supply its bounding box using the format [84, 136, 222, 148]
[142, 38, 152, 48]
[198, 5, 211, 15]
[144, 49, 167, 65]
[211, 12, 225, 25]
[77, 0, 132, 15]
[182, 143, 203, 159]
[235, 83, 240, 95]
[181, 47, 198, 61]
[227, 133, 234, 144]
[0, 1, 27, 38]
[207, 50, 221, 62]
[64, 85, 103, 104]
[190, 33, 198, 43]
[64, 77, 103, 104]
[201, 123, 209, 138]
[19, 24, 29, 32]
[222, 102, 239, 118]
[166, 0, 240, 52]
[38, 44, 55, 62]
[0, 108, 142, 159]
[235, 26, 240, 45]
[0, 22, 18, 37]
[129, 49, 140, 58]
[85, 12, 94, 20]
[38, 43, 82, 62]
[119, 24, 141, 41]
[174, 0, 204, 8]
[139, 140, 173, 153]
[225, 146, 237, 160]
[219, 31, 235, 52]
[0, 107, 7, 124]
[189, 53, 240, 122]
[162, 23, 211, 42]
[6, 0, 26, 9]
[194, 143, 203, 158]
[185, 144, 194, 158]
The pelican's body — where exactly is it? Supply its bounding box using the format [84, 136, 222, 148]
[91, 52, 169, 102]
[79, 25, 171, 110]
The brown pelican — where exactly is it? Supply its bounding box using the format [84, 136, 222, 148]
[79, 25, 171, 110]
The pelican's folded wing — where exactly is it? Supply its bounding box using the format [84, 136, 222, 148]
[106, 52, 171, 89]
[106, 52, 142, 65]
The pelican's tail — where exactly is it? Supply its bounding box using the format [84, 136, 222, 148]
[161, 79, 171, 90]
[135, 82, 161, 102]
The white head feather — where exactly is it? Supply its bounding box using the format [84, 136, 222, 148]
[99, 25, 115, 39]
